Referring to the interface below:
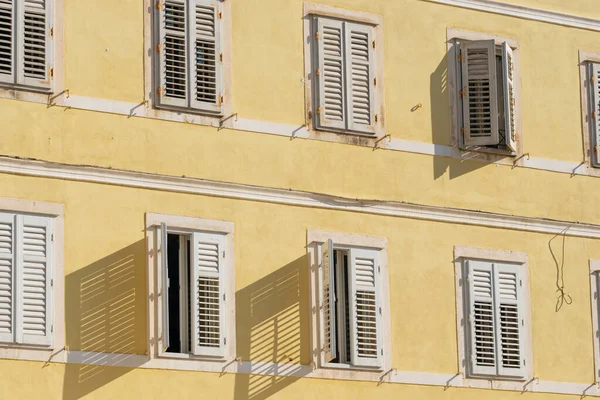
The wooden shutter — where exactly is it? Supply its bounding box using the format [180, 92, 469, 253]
[461, 40, 499, 146]
[191, 231, 225, 357]
[321, 239, 336, 362]
[344, 22, 376, 135]
[0, 0, 14, 84]
[591, 63, 600, 167]
[502, 42, 517, 152]
[19, 215, 52, 346]
[159, 222, 170, 351]
[18, 0, 51, 89]
[189, 0, 221, 113]
[315, 17, 346, 131]
[0, 213, 14, 344]
[157, 0, 188, 108]
[348, 248, 381, 368]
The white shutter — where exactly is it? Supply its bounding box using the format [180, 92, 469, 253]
[344, 22, 376, 135]
[321, 239, 336, 362]
[466, 260, 497, 376]
[0, 0, 14, 84]
[591, 63, 600, 167]
[502, 42, 517, 152]
[18, 0, 51, 90]
[494, 263, 524, 378]
[0, 213, 14, 343]
[157, 0, 188, 108]
[315, 17, 346, 131]
[191, 231, 225, 357]
[461, 40, 499, 146]
[159, 223, 170, 351]
[19, 215, 52, 346]
[348, 248, 381, 368]
[189, 0, 221, 113]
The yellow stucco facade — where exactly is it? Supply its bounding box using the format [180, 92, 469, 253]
[2, 0, 600, 398]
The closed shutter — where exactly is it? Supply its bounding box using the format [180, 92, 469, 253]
[321, 239, 336, 362]
[191, 231, 225, 357]
[502, 42, 517, 152]
[159, 222, 170, 351]
[18, 0, 51, 89]
[189, 0, 221, 113]
[591, 63, 600, 167]
[0, 0, 13, 84]
[461, 40, 499, 146]
[344, 22, 375, 134]
[0, 213, 14, 343]
[348, 248, 381, 368]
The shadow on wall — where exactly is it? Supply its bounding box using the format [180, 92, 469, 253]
[62, 239, 148, 400]
[233, 255, 310, 400]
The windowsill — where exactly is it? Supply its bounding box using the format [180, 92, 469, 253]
[154, 103, 223, 118]
[460, 145, 517, 157]
[0, 83, 53, 95]
[467, 373, 526, 382]
[321, 361, 383, 372]
[0, 343, 54, 351]
[157, 351, 227, 362]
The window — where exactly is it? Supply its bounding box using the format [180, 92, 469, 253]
[0, 212, 54, 347]
[589, 260, 600, 383]
[308, 230, 391, 372]
[154, 0, 223, 115]
[454, 246, 532, 383]
[146, 213, 235, 361]
[0, 0, 53, 92]
[585, 62, 600, 167]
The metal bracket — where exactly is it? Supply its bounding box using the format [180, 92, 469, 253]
[512, 152, 530, 168]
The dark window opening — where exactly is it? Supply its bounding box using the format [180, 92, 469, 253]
[165, 233, 192, 354]
[331, 250, 351, 364]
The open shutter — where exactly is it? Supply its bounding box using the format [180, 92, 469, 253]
[344, 22, 376, 135]
[189, 0, 221, 113]
[159, 223, 170, 351]
[315, 17, 346, 131]
[466, 260, 497, 376]
[321, 239, 336, 362]
[591, 63, 600, 167]
[191, 231, 225, 357]
[461, 40, 499, 146]
[348, 248, 381, 368]
[18, 0, 51, 90]
[502, 42, 517, 151]
[494, 263, 524, 378]
[0, 213, 14, 343]
[0, 0, 14, 84]
[19, 215, 52, 346]
[157, 0, 188, 108]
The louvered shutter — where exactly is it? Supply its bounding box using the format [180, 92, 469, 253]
[191, 231, 225, 357]
[18, 0, 51, 89]
[466, 260, 497, 376]
[348, 248, 381, 368]
[321, 239, 336, 362]
[0, 213, 14, 343]
[502, 42, 517, 152]
[189, 0, 221, 113]
[0, 0, 14, 84]
[18, 215, 52, 346]
[591, 63, 600, 167]
[344, 22, 375, 135]
[157, 0, 188, 108]
[315, 17, 346, 131]
[461, 40, 499, 146]
[159, 223, 170, 351]
[493, 263, 524, 377]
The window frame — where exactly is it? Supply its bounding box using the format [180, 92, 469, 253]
[453, 246, 533, 385]
[145, 212, 235, 362]
[589, 260, 600, 383]
[447, 28, 523, 160]
[302, 3, 386, 146]
[307, 229, 391, 373]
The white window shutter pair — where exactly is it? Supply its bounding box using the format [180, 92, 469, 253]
[314, 17, 376, 135]
[590, 63, 600, 167]
[157, 0, 222, 114]
[466, 260, 524, 378]
[0, 213, 53, 347]
[0, 0, 52, 90]
[460, 40, 516, 150]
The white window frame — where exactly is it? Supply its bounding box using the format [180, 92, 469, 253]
[0, 197, 64, 361]
[447, 28, 523, 160]
[145, 212, 235, 362]
[453, 246, 533, 387]
[307, 229, 391, 373]
[302, 3, 386, 146]
[579, 51, 600, 169]
[589, 260, 600, 383]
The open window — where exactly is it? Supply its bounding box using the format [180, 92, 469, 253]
[587, 63, 600, 167]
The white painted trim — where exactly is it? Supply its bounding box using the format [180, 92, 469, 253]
[1, 156, 600, 239]
[453, 246, 533, 387]
[590, 260, 600, 383]
[422, 0, 600, 32]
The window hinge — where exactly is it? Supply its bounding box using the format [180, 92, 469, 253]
[222, 250, 225, 258]
[592, 76, 596, 85]
[381, 348, 383, 356]
[50, 68, 54, 78]
[219, 53, 223, 62]
[157, 87, 163, 96]
[50, 279, 54, 287]
[224, 337, 227, 345]
[218, 11, 222, 19]
[156, 1, 164, 10]
[51, 325, 53, 333]
[223, 293, 226, 301]
[50, 27, 54, 37]
[315, 31, 320, 40]
[378, 265, 381, 273]
[458, 53, 463, 62]
[373, 77, 376, 87]
[374, 114, 378, 123]
[315, 68, 320, 76]
[379, 306, 382, 315]
[51, 233, 54, 242]
[317, 106, 322, 114]
[593, 111, 597, 120]
[520, 279, 522, 287]
[459, 89, 465, 98]
[220, 94, 224, 104]
[594, 145, 598, 154]
[156, 43, 162, 53]
[372, 40, 376, 49]
[461, 127, 466, 135]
